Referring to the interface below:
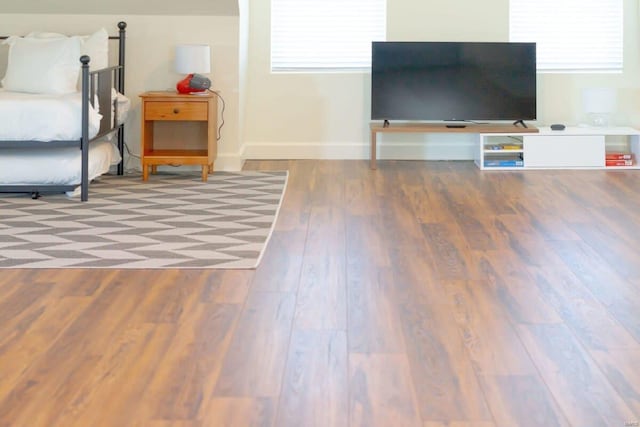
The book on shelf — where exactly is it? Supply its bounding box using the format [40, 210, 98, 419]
[484, 156, 524, 168]
[484, 160, 524, 167]
[485, 144, 523, 150]
[605, 159, 635, 167]
[605, 152, 634, 160]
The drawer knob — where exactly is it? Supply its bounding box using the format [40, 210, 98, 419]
[173, 108, 180, 114]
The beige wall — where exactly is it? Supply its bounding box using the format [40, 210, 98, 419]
[238, 0, 250, 160]
[0, 14, 242, 171]
[242, 0, 640, 161]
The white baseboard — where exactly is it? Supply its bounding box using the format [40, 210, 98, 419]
[215, 153, 246, 171]
[242, 140, 476, 161]
[125, 141, 476, 172]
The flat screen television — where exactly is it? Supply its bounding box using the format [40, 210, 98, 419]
[371, 41, 537, 123]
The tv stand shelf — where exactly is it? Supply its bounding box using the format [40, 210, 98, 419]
[369, 122, 538, 169]
[475, 126, 640, 170]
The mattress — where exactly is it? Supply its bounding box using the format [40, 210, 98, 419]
[0, 89, 102, 141]
[0, 139, 121, 186]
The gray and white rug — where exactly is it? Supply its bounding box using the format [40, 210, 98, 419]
[0, 171, 288, 269]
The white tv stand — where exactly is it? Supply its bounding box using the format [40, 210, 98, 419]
[475, 126, 640, 170]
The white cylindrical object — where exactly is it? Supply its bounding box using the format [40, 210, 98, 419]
[174, 44, 211, 74]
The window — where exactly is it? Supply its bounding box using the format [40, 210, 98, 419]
[510, 0, 623, 72]
[271, 0, 386, 71]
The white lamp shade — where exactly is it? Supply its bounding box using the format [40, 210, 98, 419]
[175, 44, 211, 74]
[582, 88, 617, 114]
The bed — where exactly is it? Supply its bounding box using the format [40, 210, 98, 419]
[0, 21, 127, 201]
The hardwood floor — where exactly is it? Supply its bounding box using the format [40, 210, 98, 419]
[1, 160, 640, 427]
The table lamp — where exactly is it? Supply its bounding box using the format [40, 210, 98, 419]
[582, 87, 617, 127]
[174, 44, 211, 94]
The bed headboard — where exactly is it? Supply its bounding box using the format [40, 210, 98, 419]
[0, 21, 127, 93]
[110, 21, 127, 94]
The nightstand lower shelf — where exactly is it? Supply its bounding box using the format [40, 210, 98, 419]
[143, 149, 212, 181]
[144, 149, 209, 159]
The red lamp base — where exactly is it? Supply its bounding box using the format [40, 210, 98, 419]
[176, 74, 207, 94]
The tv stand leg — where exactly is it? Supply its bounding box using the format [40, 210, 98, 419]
[370, 128, 377, 169]
[513, 119, 528, 128]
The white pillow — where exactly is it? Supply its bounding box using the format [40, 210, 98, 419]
[81, 29, 109, 70]
[1, 36, 81, 94]
[25, 28, 109, 70]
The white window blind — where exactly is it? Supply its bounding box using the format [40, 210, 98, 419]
[271, 0, 386, 71]
[510, 0, 623, 72]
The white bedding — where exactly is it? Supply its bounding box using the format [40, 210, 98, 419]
[0, 140, 121, 186]
[0, 89, 102, 141]
[110, 90, 131, 130]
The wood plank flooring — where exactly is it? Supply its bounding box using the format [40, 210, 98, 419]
[1, 160, 640, 427]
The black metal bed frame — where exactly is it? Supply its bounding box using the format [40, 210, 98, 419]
[0, 21, 127, 201]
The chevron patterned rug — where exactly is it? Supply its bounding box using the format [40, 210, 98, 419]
[0, 171, 287, 269]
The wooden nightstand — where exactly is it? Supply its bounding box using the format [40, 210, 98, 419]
[139, 91, 217, 181]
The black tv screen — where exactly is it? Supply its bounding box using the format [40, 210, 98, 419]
[371, 41, 537, 122]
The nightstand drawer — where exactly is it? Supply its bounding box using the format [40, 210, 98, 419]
[144, 101, 208, 121]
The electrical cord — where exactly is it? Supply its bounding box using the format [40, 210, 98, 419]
[124, 142, 181, 168]
[120, 141, 141, 174]
[208, 89, 225, 142]
[124, 141, 140, 160]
